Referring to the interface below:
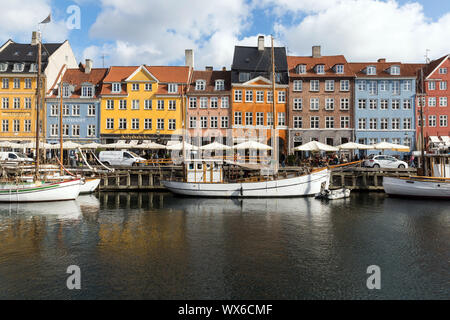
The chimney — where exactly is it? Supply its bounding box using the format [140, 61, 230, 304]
[258, 36, 264, 51]
[312, 46, 321, 58]
[205, 66, 213, 71]
[185, 49, 194, 69]
[378, 58, 386, 63]
[85, 59, 93, 74]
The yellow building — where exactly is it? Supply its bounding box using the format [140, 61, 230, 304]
[100, 65, 191, 143]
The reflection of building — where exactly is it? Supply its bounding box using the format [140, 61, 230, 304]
[287, 47, 355, 152]
[350, 60, 423, 154]
[230, 36, 289, 152]
[186, 68, 231, 145]
[415, 54, 449, 150]
[46, 60, 108, 143]
[0, 39, 77, 141]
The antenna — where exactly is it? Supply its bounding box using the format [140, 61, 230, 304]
[101, 54, 107, 68]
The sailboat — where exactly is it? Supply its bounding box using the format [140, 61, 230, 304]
[0, 29, 81, 203]
[163, 37, 330, 197]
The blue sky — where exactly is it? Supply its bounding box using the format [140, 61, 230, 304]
[1, 0, 449, 68]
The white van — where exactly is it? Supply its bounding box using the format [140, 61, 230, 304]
[0, 152, 34, 162]
[99, 151, 146, 166]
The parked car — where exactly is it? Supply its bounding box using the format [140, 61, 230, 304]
[99, 151, 146, 166]
[0, 152, 34, 162]
[364, 155, 408, 169]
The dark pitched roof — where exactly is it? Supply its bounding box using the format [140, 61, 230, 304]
[424, 54, 449, 78]
[231, 46, 289, 84]
[187, 70, 231, 94]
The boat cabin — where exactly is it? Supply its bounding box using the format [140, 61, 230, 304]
[186, 160, 224, 183]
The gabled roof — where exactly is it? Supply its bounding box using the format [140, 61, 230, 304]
[349, 62, 425, 78]
[287, 55, 354, 77]
[145, 66, 190, 83]
[187, 70, 231, 94]
[125, 65, 158, 82]
[424, 54, 449, 79]
[232, 46, 288, 72]
[103, 66, 139, 83]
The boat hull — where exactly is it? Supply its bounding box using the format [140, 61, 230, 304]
[163, 169, 330, 198]
[383, 177, 450, 199]
[0, 179, 81, 203]
[80, 178, 101, 194]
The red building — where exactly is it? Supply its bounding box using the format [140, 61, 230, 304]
[417, 54, 450, 150]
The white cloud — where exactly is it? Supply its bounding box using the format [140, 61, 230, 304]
[273, 0, 450, 62]
[0, 0, 70, 44]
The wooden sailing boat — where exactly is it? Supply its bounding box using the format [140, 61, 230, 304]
[0, 28, 81, 202]
[163, 37, 330, 197]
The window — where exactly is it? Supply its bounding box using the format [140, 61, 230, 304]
[62, 124, 69, 136]
[392, 118, 400, 130]
[278, 112, 286, 126]
[209, 97, 218, 109]
[221, 116, 229, 128]
[82, 86, 93, 97]
[293, 116, 302, 128]
[357, 80, 366, 91]
[196, 80, 206, 91]
[239, 73, 250, 82]
[144, 119, 152, 130]
[380, 118, 388, 130]
[221, 97, 229, 108]
[358, 118, 366, 130]
[404, 137, 412, 147]
[189, 116, 197, 128]
[310, 116, 319, 129]
[24, 97, 31, 109]
[316, 65, 325, 74]
[440, 115, 448, 127]
[49, 124, 57, 136]
[367, 66, 376, 75]
[13, 119, 19, 132]
[293, 80, 302, 91]
[215, 80, 225, 91]
[234, 90, 242, 102]
[335, 64, 344, 74]
[267, 91, 273, 103]
[145, 83, 152, 91]
[310, 98, 319, 110]
[440, 97, 448, 107]
[13, 78, 20, 89]
[278, 91, 286, 103]
[2, 78, 9, 89]
[62, 85, 70, 98]
[87, 125, 96, 137]
[293, 98, 303, 110]
[325, 98, 334, 110]
[132, 83, 139, 91]
[245, 112, 253, 126]
[256, 112, 264, 126]
[72, 125, 80, 137]
[392, 81, 400, 95]
[245, 90, 253, 102]
[380, 81, 388, 91]
[0, 63, 7, 72]
[168, 84, 178, 93]
[390, 66, 400, 75]
[106, 118, 114, 130]
[112, 83, 121, 93]
[86, 105, 95, 116]
[338, 98, 349, 110]
[119, 100, 127, 110]
[267, 113, 273, 126]
[29, 64, 37, 72]
[25, 78, 32, 89]
[157, 100, 164, 110]
[119, 118, 127, 130]
[340, 116, 350, 129]
[310, 80, 319, 91]
[428, 97, 437, 107]
[340, 80, 349, 91]
[368, 81, 377, 95]
[403, 99, 411, 110]
[200, 116, 207, 128]
[439, 68, 448, 74]
[106, 100, 114, 110]
[440, 81, 447, 90]
[168, 100, 176, 110]
[392, 100, 400, 110]
[234, 112, 242, 125]
[378, 99, 387, 110]
[403, 118, 411, 130]
[369, 118, 377, 130]
[428, 115, 436, 127]
[369, 138, 378, 145]
[296, 64, 306, 74]
[210, 117, 218, 129]
[63, 104, 70, 116]
[189, 97, 197, 108]
[256, 91, 264, 102]
[428, 81, 435, 90]
[157, 119, 164, 130]
[325, 116, 334, 129]
[142, 99, 151, 110]
[325, 80, 334, 91]
[200, 97, 208, 108]
[403, 80, 412, 91]
[369, 99, 377, 110]
[358, 99, 366, 109]
[24, 120, 31, 132]
[13, 63, 24, 72]
[51, 105, 58, 116]
[168, 119, 176, 130]
[13, 97, 20, 109]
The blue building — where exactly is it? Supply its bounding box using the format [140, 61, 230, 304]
[350, 60, 421, 155]
[46, 61, 107, 144]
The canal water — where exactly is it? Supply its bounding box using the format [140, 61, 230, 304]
[0, 192, 448, 300]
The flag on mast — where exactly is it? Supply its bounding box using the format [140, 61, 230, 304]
[40, 13, 51, 24]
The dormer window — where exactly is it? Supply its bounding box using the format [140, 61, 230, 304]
[168, 83, 178, 93]
[13, 63, 24, 72]
[239, 72, 250, 82]
[112, 83, 121, 93]
[296, 64, 306, 74]
[335, 64, 344, 74]
[195, 80, 206, 90]
[315, 65, 325, 74]
[29, 64, 37, 72]
[81, 85, 94, 98]
[390, 66, 400, 75]
[0, 63, 7, 72]
[367, 66, 377, 75]
[215, 80, 225, 91]
[60, 84, 71, 98]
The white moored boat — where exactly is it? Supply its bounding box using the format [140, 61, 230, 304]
[80, 178, 101, 194]
[0, 179, 82, 203]
[383, 176, 450, 199]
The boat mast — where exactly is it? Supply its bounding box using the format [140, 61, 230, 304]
[60, 68, 64, 174]
[419, 68, 427, 176]
[181, 83, 187, 180]
[271, 36, 279, 174]
[34, 32, 42, 181]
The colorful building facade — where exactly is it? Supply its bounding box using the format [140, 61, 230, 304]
[287, 47, 355, 153]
